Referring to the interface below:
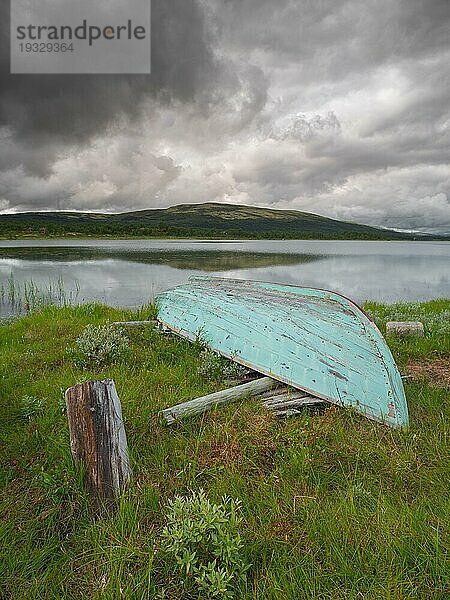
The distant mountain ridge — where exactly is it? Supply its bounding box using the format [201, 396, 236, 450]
[0, 202, 444, 240]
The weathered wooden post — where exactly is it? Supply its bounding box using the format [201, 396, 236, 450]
[65, 379, 132, 510]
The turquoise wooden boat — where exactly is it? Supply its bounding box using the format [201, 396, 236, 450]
[156, 277, 408, 428]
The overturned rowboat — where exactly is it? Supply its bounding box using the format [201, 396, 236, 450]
[156, 277, 409, 428]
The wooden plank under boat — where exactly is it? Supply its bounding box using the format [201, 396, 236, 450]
[156, 276, 409, 428]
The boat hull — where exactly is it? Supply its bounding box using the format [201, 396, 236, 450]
[157, 277, 408, 428]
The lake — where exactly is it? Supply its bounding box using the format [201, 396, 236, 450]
[0, 239, 449, 315]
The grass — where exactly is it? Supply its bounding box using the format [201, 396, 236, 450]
[0, 300, 449, 598]
[0, 274, 80, 317]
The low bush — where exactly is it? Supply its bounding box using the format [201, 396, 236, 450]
[161, 489, 249, 599]
[19, 395, 43, 419]
[197, 349, 247, 381]
[73, 324, 129, 366]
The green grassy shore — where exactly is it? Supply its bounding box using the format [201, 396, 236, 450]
[1, 301, 449, 599]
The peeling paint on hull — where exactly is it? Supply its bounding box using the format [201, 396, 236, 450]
[156, 276, 409, 428]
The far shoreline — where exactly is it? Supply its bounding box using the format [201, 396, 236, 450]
[1, 234, 449, 242]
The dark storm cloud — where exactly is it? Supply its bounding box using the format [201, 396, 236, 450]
[0, 0, 449, 232]
[216, 0, 450, 70]
[0, 0, 225, 167]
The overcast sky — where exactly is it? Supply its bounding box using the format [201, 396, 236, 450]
[1, 0, 449, 232]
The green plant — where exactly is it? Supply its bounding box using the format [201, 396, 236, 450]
[74, 324, 129, 366]
[197, 349, 247, 381]
[0, 274, 80, 316]
[161, 489, 249, 599]
[19, 395, 43, 419]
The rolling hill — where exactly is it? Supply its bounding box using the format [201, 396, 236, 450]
[0, 202, 439, 240]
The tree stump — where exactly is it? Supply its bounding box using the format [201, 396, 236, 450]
[65, 379, 132, 509]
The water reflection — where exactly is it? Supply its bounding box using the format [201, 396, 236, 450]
[0, 247, 324, 271]
[0, 240, 448, 316]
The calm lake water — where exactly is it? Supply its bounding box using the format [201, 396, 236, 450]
[0, 239, 449, 315]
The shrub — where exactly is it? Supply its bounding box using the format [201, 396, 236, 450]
[197, 349, 247, 381]
[161, 489, 249, 599]
[74, 324, 129, 366]
[19, 395, 43, 419]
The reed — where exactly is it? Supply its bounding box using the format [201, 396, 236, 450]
[0, 274, 80, 316]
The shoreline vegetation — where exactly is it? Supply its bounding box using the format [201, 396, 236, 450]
[3, 232, 449, 241]
[1, 289, 449, 598]
[1, 202, 448, 241]
[3, 229, 446, 242]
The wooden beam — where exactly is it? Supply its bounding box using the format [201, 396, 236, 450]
[111, 320, 157, 327]
[161, 376, 278, 425]
[263, 391, 328, 417]
[271, 398, 327, 413]
[271, 402, 326, 418]
[263, 390, 311, 408]
[258, 386, 287, 399]
[65, 379, 132, 509]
